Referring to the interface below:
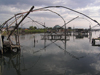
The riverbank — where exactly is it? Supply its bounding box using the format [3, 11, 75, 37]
[23, 29, 47, 34]
[1, 29, 47, 35]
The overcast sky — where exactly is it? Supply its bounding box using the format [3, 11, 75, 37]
[0, 0, 100, 28]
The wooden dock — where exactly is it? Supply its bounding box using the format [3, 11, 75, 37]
[41, 34, 70, 40]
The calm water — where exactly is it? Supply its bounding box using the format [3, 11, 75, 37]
[1, 31, 100, 75]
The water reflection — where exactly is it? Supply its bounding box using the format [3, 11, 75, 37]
[0, 52, 21, 75]
[21, 54, 41, 72]
[1, 31, 100, 75]
[41, 33, 93, 60]
[20, 35, 25, 40]
[73, 33, 88, 39]
[0, 50, 42, 75]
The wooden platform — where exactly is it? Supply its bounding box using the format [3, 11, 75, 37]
[92, 38, 100, 45]
[3, 41, 20, 51]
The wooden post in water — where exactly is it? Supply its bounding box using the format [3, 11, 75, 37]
[92, 39, 95, 45]
[0, 33, 3, 54]
[15, 15, 20, 51]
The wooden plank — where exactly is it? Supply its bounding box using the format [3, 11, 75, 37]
[11, 45, 20, 48]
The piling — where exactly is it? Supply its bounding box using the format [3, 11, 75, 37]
[92, 39, 95, 45]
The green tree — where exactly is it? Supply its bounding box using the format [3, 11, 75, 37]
[34, 26, 37, 29]
[29, 26, 35, 30]
[68, 27, 72, 29]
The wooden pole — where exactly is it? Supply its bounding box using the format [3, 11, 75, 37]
[7, 6, 34, 39]
[0, 33, 3, 54]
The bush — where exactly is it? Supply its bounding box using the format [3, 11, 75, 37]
[24, 29, 47, 33]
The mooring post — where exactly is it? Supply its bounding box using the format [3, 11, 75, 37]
[65, 23, 66, 40]
[92, 39, 95, 45]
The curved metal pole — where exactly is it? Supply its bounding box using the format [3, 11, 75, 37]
[16, 6, 100, 26]
[20, 21, 38, 28]
[1, 6, 66, 29]
[42, 9, 66, 24]
[8, 16, 22, 28]
[44, 6, 100, 26]
[91, 24, 99, 28]
[27, 17, 45, 27]
[0, 15, 22, 29]
[61, 16, 79, 28]
[28, 8, 66, 27]
[2, 5, 100, 30]
[1, 5, 100, 34]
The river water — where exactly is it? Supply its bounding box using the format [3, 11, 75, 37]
[0, 31, 100, 75]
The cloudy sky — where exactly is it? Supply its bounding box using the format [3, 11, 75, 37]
[0, 0, 100, 28]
